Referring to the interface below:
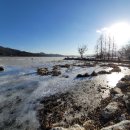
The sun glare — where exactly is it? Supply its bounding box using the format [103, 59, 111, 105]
[98, 22, 130, 47]
[106, 22, 130, 46]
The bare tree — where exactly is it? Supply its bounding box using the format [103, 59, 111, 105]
[95, 43, 99, 58]
[99, 34, 104, 59]
[112, 37, 115, 59]
[118, 48, 125, 60]
[97, 34, 105, 59]
[78, 45, 87, 59]
[114, 43, 117, 58]
[122, 44, 130, 59]
[108, 36, 111, 60]
[95, 34, 117, 61]
[117, 42, 130, 60]
[104, 35, 107, 60]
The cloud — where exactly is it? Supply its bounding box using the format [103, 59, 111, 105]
[96, 30, 101, 33]
[96, 27, 109, 34]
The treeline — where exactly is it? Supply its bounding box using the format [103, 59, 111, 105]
[95, 34, 117, 60]
[0, 46, 63, 57]
[118, 44, 130, 60]
[77, 34, 130, 61]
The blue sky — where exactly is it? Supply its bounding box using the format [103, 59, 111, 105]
[0, 0, 130, 55]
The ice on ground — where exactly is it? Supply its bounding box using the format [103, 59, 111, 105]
[0, 59, 130, 130]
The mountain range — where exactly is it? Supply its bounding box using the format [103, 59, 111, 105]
[0, 46, 64, 57]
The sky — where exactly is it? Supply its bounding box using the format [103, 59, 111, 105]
[0, 0, 130, 55]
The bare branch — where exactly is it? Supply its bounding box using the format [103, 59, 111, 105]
[78, 45, 87, 59]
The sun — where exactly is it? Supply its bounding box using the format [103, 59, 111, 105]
[106, 22, 130, 47]
[97, 22, 130, 47]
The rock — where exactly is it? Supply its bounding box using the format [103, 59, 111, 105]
[123, 94, 130, 111]
[121, 77, 127, 81]
[62, 75, 69, 78]
[110, 87, 123, 95]
[83, 120, 95, 130]
[116, 81, 128, 88]
[112, 94, 124, 100]
[59, 64, 70, 68]
[119, 114, 127, 121]
[51, 124, 84, 130]
[0, 66, 4, 71]
[76, 73, 89, 78]
[97, 88, 101, 92]
[101, 86, 106, 89]
[52, 70, 61, 76]
[101, 120, 130, 130]
[76, 74, 83, 78]
[116, 81, 130, 93]
[110, 67, 121, 72]
[91, 71, 98, 76]
[84, 73, 89, 77]
[53, 65, 60, 70]
[108, 64, 118, 68]
[98, 70, 111, 75]
[16, 96, 22, 103]
[123, 75, 130, 81]
[37, 68, 49, 75]
[101, 101, 121, 120]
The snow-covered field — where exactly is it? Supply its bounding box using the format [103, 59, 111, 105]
[0, 57, 130, 130]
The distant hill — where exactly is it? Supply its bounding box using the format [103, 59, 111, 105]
[0, 46, 64, 57]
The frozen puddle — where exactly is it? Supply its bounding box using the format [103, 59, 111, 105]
[0, 63, 129, 130]
[0, 64, 95, 130]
